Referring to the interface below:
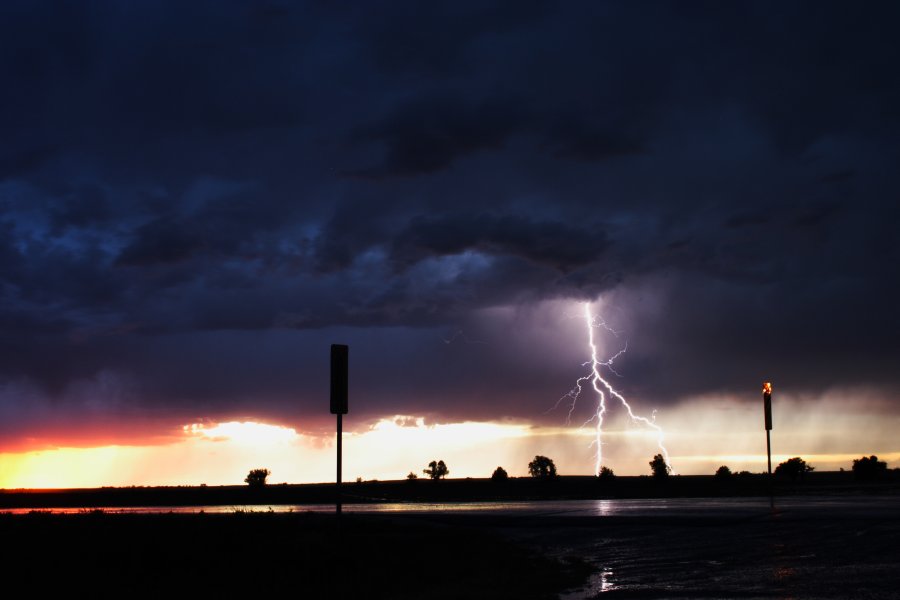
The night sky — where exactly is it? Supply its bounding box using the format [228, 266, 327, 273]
[1, 2, 899, 484]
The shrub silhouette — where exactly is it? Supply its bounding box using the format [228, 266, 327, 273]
[491, 466, 509, 482]
[423, 460, 449, 480]
[649, 454, 670, 479]
[715, 465, 732, 479]
[528, 455, 557, 479]
[774, 457, 814, 481]
[244, 468, 271, 488]
[852, 455, 887, 481]
[406, 471, 418, 480]
[598, 466, 615, 479]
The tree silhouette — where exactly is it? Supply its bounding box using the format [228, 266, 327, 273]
[852, 455, 887, 481]
[423, 460, 449, 480]
[244, 468, 271, 488]
[715, 465, 732, 479]
[598, 466, 615, 480]
[528, 455, 557, 479]
[406, 471, 418, 480]
[774, 457, 814, 481]
[649, 454, 670, 479]
[491, 466, 509, 482]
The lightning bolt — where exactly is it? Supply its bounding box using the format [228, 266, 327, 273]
[556, 302, 671, 476]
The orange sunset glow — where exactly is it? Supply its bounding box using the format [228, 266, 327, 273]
[3, 389, 898, 489]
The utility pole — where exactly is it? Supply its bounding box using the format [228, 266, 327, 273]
[763, 381, 773, 473]
[763, 381, 773, 509]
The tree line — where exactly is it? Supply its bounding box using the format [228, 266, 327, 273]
[244, 454, 891, 486]
[715, 454, 891, 482]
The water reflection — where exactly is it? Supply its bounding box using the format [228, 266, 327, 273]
[1, 496, 891, 517]
[0, 497, 775, 516]
[600, 570, 616, 593]
[593, 500, 614, 516]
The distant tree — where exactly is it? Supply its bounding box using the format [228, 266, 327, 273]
[598, 466, 615, 480]
[649, 454, 671, 479]
[715, 465, 732, 479]
[528, 455, 557, 479]
[852, 455, 887, 482]
[774, 457, 814, 481]
[244, 468, 270, 488]
[406, 471, 418, 480]
[423, 460, 449, 480]
[491, 466, 509, 482]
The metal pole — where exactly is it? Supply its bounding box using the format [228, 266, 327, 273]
[766, 423, 773, 510]
[762, 382, 774, 509]
[336, 412, 342, 516]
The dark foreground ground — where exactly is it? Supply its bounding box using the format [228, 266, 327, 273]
[3, 498, 899, 599]
[0, 511, 590, 599]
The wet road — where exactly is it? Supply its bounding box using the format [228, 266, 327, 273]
[5, 495, 894, 518]
[6, 496, 898, 598]
[481, 497, 900, 599]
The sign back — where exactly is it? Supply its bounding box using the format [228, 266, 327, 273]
[331, 344, 348, 415]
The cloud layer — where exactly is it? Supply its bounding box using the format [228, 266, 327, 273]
[1, 2, 898, 446]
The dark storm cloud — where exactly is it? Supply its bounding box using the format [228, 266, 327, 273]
[0, 146, 58, 180]
[390, 213, 609, 272]
[47, 184, 112, 232]
[356, 0, 553, 75]
[349, 95, 526, 178]
[115, 217, 204, 267]
[540, 124, 643, 162]
[1, 1, 899, 443]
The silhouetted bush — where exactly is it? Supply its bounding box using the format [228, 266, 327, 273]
[715, 465, 732, 479]
[244, 468, 270, 488]
[774, 457, 814, 481]
[491, 466, 509, 482]
[406, 471, 418, 480]
[852, 455, 887, 481]
[598, 466, 615, 480]
[423, 460, 449, 480]
[528, 455, 557, 479]
[649, 454, 670, 479]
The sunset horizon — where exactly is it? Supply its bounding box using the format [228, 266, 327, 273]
[4, 362, 899, 489]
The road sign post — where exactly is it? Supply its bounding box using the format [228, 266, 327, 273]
[331, 344, 348, 516]
[763, 381, 773, 509]
[763, 381, 772, 474]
